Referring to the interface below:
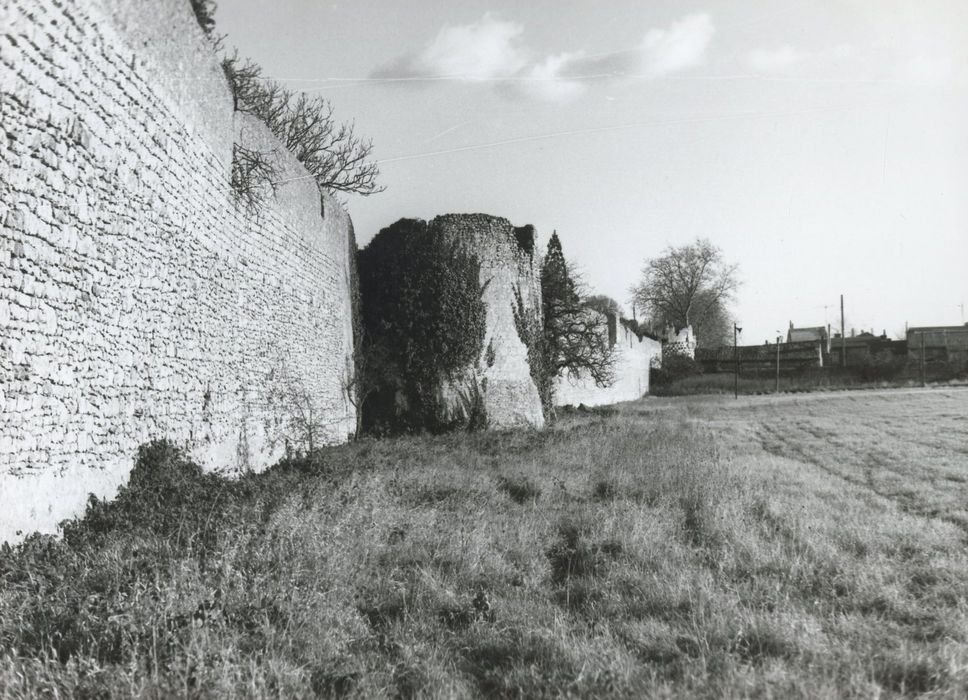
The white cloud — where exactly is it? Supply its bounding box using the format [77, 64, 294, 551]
[375, 15, 527, 80]
[515, 52, 588, 102]
[372, 12, 717, 100]
[638, 13, 715, 77]
[747, 45, 802, 73]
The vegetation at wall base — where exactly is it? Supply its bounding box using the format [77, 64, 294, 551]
[3, 391, 968, 697]
[650, 353, 705, 388]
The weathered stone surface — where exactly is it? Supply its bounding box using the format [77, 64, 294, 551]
[0, 0, 356, 543]
[431, 214, 545, 430]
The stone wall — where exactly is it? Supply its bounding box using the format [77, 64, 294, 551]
[696, 340, 824, 372]
[555, 317, 662, 408]
[0, 0, 356, 542]
[432, 215, 544, 429]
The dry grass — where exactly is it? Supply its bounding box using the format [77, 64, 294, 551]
[2, 388, 968, 698]
[652, 369, 968, 397]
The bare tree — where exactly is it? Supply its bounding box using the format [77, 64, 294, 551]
[230, 144, 278, 209]
[265, 365, 351, 457]
[548, 303, 616, 387]
[630, 239, 739, 347]
[223, 54, 384, 196]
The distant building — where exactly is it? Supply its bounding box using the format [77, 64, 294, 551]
[828, 329, 905, 367]
[907, 325, 968, 366]
[697, 340, 823, 372]
[787, 322, 830, 352]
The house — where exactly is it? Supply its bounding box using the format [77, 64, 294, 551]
[828, 329, 906, 367]
[696, 340, 823, 373]
[787, 322, 829, 352]
[907, 325, 968, 366]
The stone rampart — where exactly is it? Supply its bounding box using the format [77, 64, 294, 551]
[432, 215, 544, 429]
[555, 317, 661, 407]
[0, 0, 356, 541]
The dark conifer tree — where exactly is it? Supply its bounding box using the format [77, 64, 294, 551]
[537, 231, 615, 419]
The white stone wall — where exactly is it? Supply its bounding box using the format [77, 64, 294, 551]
[555, 323, 662, 408]
[0, 0, 356, 542]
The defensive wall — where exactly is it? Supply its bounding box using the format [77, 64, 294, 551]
[359, 215, 545, 431]
[0, 0, 357, 542]
[434, 215, 545, 429]
[555, 314, 662, 408]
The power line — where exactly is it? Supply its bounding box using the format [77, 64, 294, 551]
[269, 104, 858, 185]
[375, 104, 857, 165]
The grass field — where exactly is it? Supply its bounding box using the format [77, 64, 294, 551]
[651, 369, 968, 397]
[2, 388, 967, 698]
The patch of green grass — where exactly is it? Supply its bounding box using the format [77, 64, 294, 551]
[2, 390, 968, 697]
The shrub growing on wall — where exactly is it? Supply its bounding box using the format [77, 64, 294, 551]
[357, 220, 487, 433]
[190, 0, 217, 36]
[222, 54, 383, 197]
[513, 285, 552, 417]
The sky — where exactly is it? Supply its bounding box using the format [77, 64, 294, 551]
[216, 0, 968, 344]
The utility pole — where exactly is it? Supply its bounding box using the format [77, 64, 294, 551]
[733, 322, 742, 399]
[840, 294, 846, 368]
[920, 332, 926, 387]
[775, 333, 781, 393]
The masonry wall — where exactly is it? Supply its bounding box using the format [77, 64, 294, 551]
[0, 0, 356, 542]
[432, 215, 545, 429]
[697, 340, 824, 372]
[555, 322, 661, 408]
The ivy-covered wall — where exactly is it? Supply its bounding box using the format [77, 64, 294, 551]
[359, 214, 544, 432]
